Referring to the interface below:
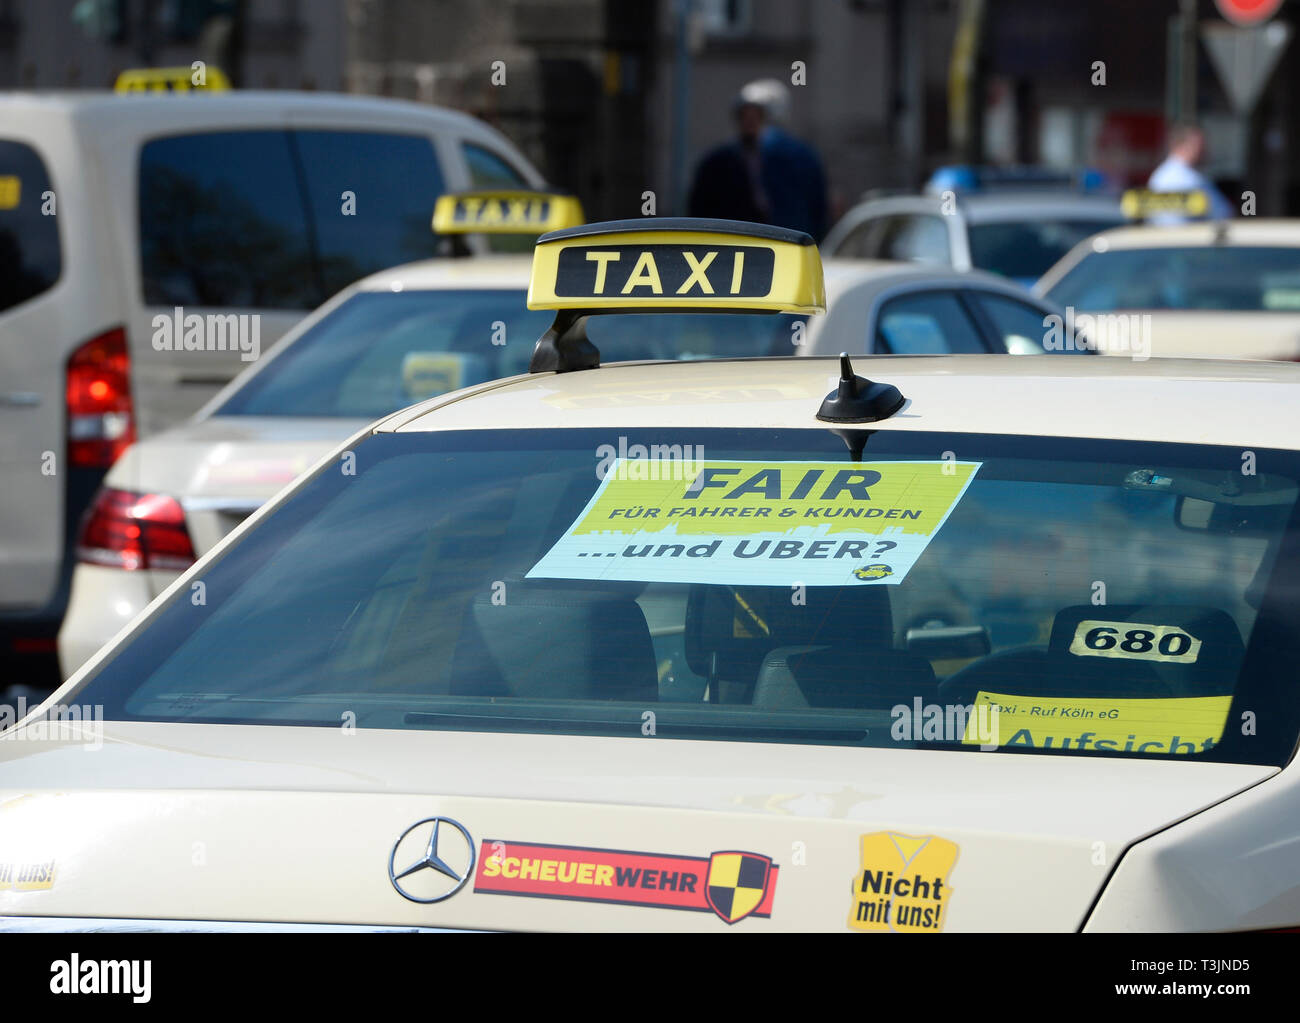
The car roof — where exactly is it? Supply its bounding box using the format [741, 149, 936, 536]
[356, 255, 534, 291]
[1076, 219, 1300, 249]
[956, 192, 1123, 222]
[382, 354, 1300, 449]
[820, 258, 1047, 304]
[841, 191, 1122, 223]
[0, 89, 488, 129]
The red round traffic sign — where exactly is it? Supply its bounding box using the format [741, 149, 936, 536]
[1214, 0, 1284, 26]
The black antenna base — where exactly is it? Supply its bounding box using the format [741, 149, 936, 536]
[816, 354, 904, 423]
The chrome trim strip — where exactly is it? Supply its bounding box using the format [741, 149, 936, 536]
[180, 497, 265, 514]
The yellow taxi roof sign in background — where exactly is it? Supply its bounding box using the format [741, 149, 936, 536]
[1120, 189, 1210, 220]
[115, 65, 232, 92]
[432, 190, 585, 235]
[526, 218, 826, 315]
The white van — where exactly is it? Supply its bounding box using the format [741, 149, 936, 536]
[0, 90, 543, 683]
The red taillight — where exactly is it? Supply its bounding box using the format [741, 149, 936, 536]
[77, 488, 196, 571]
[66, 327, 134, 468]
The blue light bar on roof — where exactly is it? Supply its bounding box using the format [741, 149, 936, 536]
[924, 165, 1111, 195]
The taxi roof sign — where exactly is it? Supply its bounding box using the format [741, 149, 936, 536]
[1120, 189, 1210, 220]
[432, 190, 584, 235]
[526, 219, 826, 374]
[527, 218, 825, 315]
[115, 66, 232, 93]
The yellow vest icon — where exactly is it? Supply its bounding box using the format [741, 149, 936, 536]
[848, 832, 959, 933]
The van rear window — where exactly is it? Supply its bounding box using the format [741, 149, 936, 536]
[0, 140, 60, 314]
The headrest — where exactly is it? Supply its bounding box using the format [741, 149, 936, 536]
[685, 585, 894, 681]
[451, 584, 657, 702]
[753, 644, 937, 710]
[1047, 604, 1244, 697]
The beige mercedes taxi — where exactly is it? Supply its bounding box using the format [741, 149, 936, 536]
[1036, 191, 1300, 361]
[3, 219, 1300, 933]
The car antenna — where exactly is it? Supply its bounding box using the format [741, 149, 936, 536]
[829, 427, 874, 462]
[816, 353, 905, 425]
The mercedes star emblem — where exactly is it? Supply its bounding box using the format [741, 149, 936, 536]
[388, 817, 476, 904]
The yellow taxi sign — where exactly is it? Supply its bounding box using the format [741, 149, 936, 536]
[432, 190, 584, 235]
[1120, 188, 1209, 220]
[526, 218, 825, 314]
[114, 66, 231, 93]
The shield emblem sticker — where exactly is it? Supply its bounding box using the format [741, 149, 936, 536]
[705, 851, 773, 924]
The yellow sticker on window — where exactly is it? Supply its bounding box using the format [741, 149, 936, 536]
[963, 691, 1232, 754]
[0, 176, 20, 210]
[401, 352, 464, 399]
[1068, 620, 1201, 664]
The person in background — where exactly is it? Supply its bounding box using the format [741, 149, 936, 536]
[688, 78, 830, 241]
[1147, 124, 1234, 223]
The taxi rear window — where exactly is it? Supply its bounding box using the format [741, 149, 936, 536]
[966, 218, 1121, 280]
[1045, 246, 1300, 312]
[215, 291, 553, 418]
[75, 428, 1300, 767]
[215, 291, 799, 419]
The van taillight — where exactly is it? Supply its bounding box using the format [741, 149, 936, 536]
[66, 327, 134, 468]
[76, 488, 196, 571]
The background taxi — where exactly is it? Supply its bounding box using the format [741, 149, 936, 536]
[56, 189, 567, 674]
[1037, 218, 1300, 361]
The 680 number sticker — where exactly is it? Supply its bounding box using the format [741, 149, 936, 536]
[1069, 620, 1202, 664]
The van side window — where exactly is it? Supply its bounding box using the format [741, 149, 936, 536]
[293, 131, 447, 296]
[462, 142, 534, 254]
[833, 217, 883, 259]
[877, 215, 951, 264]
[0, 140, 61, 313]
[463, 143, 529, 188]
[140, 129, 449, 310]
[139, 131, 317, 309]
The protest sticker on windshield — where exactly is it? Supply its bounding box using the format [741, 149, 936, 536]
[528, 459, 981, 586]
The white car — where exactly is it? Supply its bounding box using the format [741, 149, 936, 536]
[1036, 218, 1300, 361]
[802, 261, 1073, 356]
[821, 190, 1124, 288]
[6, 219, 1300, 932]
[0, 86, 542, 686]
